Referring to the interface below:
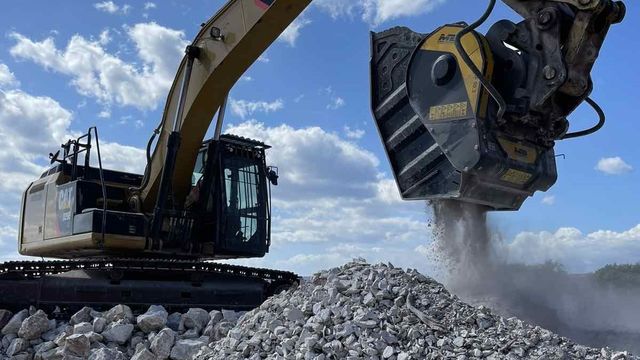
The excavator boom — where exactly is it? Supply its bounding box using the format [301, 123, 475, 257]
[133, 0, 311, 213]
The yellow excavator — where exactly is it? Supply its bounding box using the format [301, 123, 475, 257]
[2, 0, 624, 311]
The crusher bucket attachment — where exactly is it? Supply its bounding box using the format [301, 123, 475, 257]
[370, 26, 557, 211]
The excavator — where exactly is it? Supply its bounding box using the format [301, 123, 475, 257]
[1, 0, 625, 311]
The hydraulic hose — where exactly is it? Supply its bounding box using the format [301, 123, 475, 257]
[454, 0, 507, 122]
[561, 97, 606, 139]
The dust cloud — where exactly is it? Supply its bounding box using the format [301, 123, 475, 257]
[429, 200, 640, 353]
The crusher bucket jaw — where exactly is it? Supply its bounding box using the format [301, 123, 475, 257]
[370, 0, 625, 211]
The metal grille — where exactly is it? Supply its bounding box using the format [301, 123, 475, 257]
[166, 211, 195, 248]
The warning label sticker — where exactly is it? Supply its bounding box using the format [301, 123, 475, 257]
[500, 169, 533, 185]
[429, 102, 468, 121]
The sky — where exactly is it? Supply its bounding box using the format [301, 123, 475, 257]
[0, 0, 638, 275]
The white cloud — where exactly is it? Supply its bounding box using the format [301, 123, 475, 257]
[344, 126, 365, 139]
[98, 29, 112, 45]
[240, 76, 253, 82]
[142, 1, 158, 19]
[94, 1, 130, 14]
[595, 156, 633, 175]
[314, 0, 446, 26]
[229, 98, 284, 119]
[323, 86, 346, 110]
[98, 109, 111, 118]
[327, 96, 346, 110]
[506, 224, 640, 273]
[376, 179, 403, 204]
[10, 22, 187, 111]
[257, 55, 270, 63]
[0, 90, 71, 164]
[0, 64, 19, 89]
[541, 195, 555, 205]
[313, 0, 361, 19]
[94, 1, 118, 13]
[98, 141, 145, 174]
[278, 17, 311, 46]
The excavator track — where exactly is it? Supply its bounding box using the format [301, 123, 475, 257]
[0, 259, 299, 314]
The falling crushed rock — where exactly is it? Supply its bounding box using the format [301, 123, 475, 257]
[1, 260, 636, 359]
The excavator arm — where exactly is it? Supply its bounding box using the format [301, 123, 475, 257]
[131, 0, 311, 213]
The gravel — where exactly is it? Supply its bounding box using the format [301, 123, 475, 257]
[204, 259, 637, 359]
[0, 260, 636, 359]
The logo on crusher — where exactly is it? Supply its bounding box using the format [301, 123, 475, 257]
[255, 0, 274, 10]
[438, 34, 456, 43]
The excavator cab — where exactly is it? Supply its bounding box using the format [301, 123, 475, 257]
[186, 135, 273, 258]
[17, 131, 274, 260]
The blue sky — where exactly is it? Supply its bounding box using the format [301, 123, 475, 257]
[0, 0, 638, 275]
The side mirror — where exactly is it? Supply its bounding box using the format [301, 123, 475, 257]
[267, 167, 279, 186]
[49, 150, 61, 164]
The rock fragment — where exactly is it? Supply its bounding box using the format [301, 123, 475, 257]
[73, 322, 93, 335]
[64, 333, 90, 358]
[88, 347, 127, 360]
[102, 321, 134, 345]
[136, 305, 168, 333]
[150, 327, 175, 360]
[18, 309, 50, 340]
[181, 308, 209, 332]
[104, 305, 134, 324]
[1, 309, 28, 336]
[170, 338, 207, 360]
[7, 337, 29, 356]
[70, 307, 93, 325]
[166, 312, 182, 332]
[0, 310, 13, 330]
[93, 317, 107, 333]
[131, 347, 156, 360]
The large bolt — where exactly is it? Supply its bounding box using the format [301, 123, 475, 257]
[538, 11, 553, 25]
[543, 65, 557, 80]
[537, 8, 555, 28]
[577, 78, 588, 90]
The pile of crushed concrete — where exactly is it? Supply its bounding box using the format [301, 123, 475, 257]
[1, 260, 636, 360]
[0, 304, 241, 360]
